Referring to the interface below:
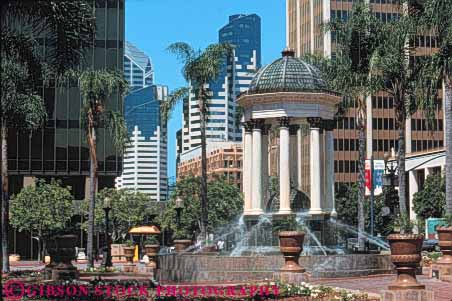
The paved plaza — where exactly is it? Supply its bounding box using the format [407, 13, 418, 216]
[312, 275, 452, 301]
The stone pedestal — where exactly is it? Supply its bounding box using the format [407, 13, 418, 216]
[430, 262, 452, 282]
[52, 263, 79, 281]
[382, 289, 433, 301]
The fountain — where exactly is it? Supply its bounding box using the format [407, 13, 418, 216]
[156, 49, 395, 284]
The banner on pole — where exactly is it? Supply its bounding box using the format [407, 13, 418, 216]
[365, 160, 385, 196]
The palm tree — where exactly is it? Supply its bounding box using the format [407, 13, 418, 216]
[371, 13, 427, 219]
[418, 0, 452, 214]
[71, 69, 129, 268]
[317, 2, 383, 250]
[0, 0, 94, 272]
[162, 42, 233, 241]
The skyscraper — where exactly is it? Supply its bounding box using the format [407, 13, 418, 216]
[116, 42, 168, 200]
[286, 0, 445, 189]
[181, 14, 261, 152]
[115, 85, 168, 201]
[7, 0, 125, 259]
[124, 41, 154, 90]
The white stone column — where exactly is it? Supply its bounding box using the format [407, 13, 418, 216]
[262, 125, 270, 206]
[409, 170, 419, 221]
[297, 126, 303, 191]
[279, 117, 292, 214]
[252, 120, 264, 214]
[308, 118, 323, 214]
[243, 122, 253, 215]
[324, 120, 336, 215]
[289, 126, 298, 188]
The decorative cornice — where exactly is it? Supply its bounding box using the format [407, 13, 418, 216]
[243, 121, 254, 133]
[278, 117, 290, 128]
[307, 117, 322, 129]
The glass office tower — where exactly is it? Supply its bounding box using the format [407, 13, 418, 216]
[6, 0, 125, 260]
[7, 0, 125, 198]
[116, 85, 169, 201]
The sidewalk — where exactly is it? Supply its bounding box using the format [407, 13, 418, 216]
[311, 274, 452, 301]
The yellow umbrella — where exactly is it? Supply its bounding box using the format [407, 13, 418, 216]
[128, 225, 161, 262]
[128, 225, 161, 235]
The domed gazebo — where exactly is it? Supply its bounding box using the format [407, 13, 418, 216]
[238, 48, 341, 218]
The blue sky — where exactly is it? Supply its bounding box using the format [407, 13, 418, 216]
[125, 0, 286, 181]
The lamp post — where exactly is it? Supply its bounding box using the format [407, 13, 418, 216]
[102, 197, 112, 268]
[383, 152, 399, 189]
[174, 197, 184, 229]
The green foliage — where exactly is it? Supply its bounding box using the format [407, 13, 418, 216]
[158, 176, 243, 238]
[2, 0, 95, 75]
[272, 215, 304, 233]
[10, 179, 74, 236]
[413, 174, 446, 220]
[335, 184, 400, 236]
[144, 236, 159, 245]
[123, 240, 134, 247]
[80, 188, 152, 243]
[443, 214, 452, 227]
[173, 229, 191, 240]
[392, 214, 417, 235]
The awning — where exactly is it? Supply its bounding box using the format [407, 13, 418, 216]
[128, 225, 161, 235]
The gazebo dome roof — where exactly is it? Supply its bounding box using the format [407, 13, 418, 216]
[247, 48, 329, 95]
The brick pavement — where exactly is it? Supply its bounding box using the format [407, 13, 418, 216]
[311, 274, 452, 301]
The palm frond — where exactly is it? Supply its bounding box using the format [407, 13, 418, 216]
[161, 87, 189, 122]
[104, 110, 129, 155]
[167, 42, 196, 65]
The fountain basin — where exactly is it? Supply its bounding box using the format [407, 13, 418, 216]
[156, 253, 394, 283]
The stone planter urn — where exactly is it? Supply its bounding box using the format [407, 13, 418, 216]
[279, 231, 305, 273]
[123, 246, 135, 264]
[387, 234, 425, 290]
[45, 238, 58, 278]
[51, 235, 79, 281]
[437, 226, 452, 265]
[144, 244, 160, 268]
[173, 240, 192, 253]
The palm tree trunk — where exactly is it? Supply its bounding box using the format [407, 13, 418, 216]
[397, 118, 408, 217]
[445, 77, 452, 214]
[86, 117, 97, 268]
[1, 123, 10, 272]
[357, 96, 366, 251]
[199, 91, 208, 242]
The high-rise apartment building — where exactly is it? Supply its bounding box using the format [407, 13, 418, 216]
[181, 14, 261, 152]
[115, 85, 168, 201]
[124, 41, 154, 90]
[286, 0, 445, 189]
[6, 0, 125, 259]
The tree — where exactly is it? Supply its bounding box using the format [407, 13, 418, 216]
[67, 70, 128, 268]
[81, 188, 152, 243]
[413, 173, 446, 220]
[1, 0, 94, 272]
[335, 184, 399, 237]
[162, 42, 233, 241]
[370, 11, 432, 220]
[417, 0, 452, 214]
[9, 179, 74, 262]
[158, 176, 243, 240]
[316, 1, 384, 250]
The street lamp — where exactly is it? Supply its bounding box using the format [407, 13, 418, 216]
[102, 197, 113, 268]
[383, 152, 399, 188]
[174, 197, 184, 228]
